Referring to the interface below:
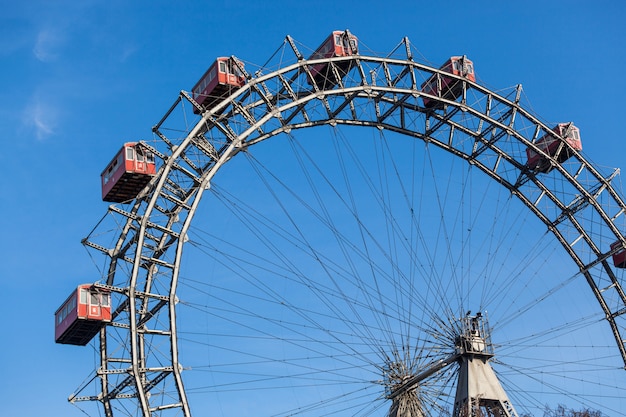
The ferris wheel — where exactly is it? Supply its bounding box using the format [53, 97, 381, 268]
[56, 30, 626, 417]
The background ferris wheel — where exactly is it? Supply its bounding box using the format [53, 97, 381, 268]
[52, 29, 626, 417]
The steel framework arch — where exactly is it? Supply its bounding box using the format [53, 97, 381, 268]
[75, 32, 626, 416]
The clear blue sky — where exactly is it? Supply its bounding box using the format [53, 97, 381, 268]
[1, 1, 625, 416]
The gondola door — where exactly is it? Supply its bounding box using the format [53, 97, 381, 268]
[135, 147, 145, 172]
[90, 291, 101, 317]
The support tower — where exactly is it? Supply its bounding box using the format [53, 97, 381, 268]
[453, 313, 519, 417]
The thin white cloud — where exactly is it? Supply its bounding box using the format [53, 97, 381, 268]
[33, 28, 64, 62]
[119, 43, 138, 63]
[22, 95, 58, 140]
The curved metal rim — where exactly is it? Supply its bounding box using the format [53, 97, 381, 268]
[80, 39, 626, 416]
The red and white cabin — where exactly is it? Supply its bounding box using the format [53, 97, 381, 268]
[526, 123, 582, 173]
[191, 57, 246, 114]
[55, 284, 111, 345]
[307, 31, 358, 89]
[611, 241, 626, 268]
[101, 142, 156, 203]
[421, 56, 476, 109]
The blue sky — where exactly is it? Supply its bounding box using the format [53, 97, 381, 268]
[1, 1, 625, 416]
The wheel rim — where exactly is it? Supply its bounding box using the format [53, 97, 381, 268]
[75, 34, 626, 416]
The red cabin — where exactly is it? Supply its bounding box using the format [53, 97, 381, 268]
[191, 57, 246, 114]
[307, 31, 358, 89]
[421, 56, 476, 109]
[526, 123, 582, 173]
[55, 284, 111, 345]
[101, 142, 156, 203]
[611, 241, 626, 268]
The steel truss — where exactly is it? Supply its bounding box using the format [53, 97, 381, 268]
[77, 33, 626, 416]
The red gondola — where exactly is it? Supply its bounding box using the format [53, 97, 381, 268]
[101, 142, 156, 203]
[526, 123, 582, 173]
[55, 284, 111, 345]
[421, 56, 476, 109]
[307, 31, 358, 89]
[611, 241, 626, 268]
[191, 57, 246, 114]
